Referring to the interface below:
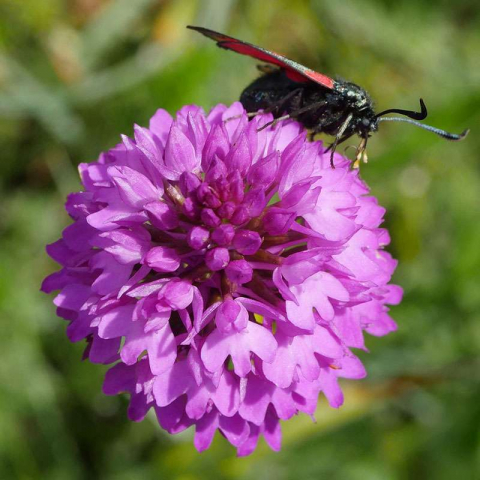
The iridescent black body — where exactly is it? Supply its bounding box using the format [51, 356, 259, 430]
[240, 69, 378, 142]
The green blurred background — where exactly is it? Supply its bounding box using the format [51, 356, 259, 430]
[1, 0, 479, 478]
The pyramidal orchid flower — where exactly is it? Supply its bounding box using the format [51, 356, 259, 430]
[42, 102, 402, 455]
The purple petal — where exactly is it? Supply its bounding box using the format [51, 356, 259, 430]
[147, 323, 177, 375]
[145, 246, 180, 272]
[164, 123, 199, 179]
[108, 165, 162, 209]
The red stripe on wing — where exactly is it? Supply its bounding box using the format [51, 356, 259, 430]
[188, 26, 335, 90]
[305, 69, 335, 89]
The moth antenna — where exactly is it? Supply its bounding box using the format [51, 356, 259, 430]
[375, 98, 428, 120]
[378, 116, 469, 141]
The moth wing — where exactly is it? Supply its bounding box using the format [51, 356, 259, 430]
[187, 26, 335, 89]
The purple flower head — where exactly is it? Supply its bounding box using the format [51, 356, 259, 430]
[42, 102, 402, 455]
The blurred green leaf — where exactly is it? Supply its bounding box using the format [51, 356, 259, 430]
[80, 0, 159, 71]
[0, 54, 84, 144]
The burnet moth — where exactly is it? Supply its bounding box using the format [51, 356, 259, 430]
[188, 26, 469, 168]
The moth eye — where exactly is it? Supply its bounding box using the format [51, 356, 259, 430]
[362, 118, 370, 126]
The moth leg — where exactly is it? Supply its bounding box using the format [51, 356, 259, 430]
[308, 122, 327, 141]
[257, 98, 326, 132]
[257, 88, 304, 117]
[291, 101, 327, 117]
[308, 125, 322, 141]
[326, 113, 354, 169]
[257, 114, 291, 131]
[226, 88, 303, 123]
[224, 111, 261, 122]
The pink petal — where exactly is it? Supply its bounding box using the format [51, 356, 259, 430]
[164, 123, 199, 179]
[147, 323, 177, 375]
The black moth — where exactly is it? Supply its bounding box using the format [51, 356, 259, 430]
[188, 26, 469, 168]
